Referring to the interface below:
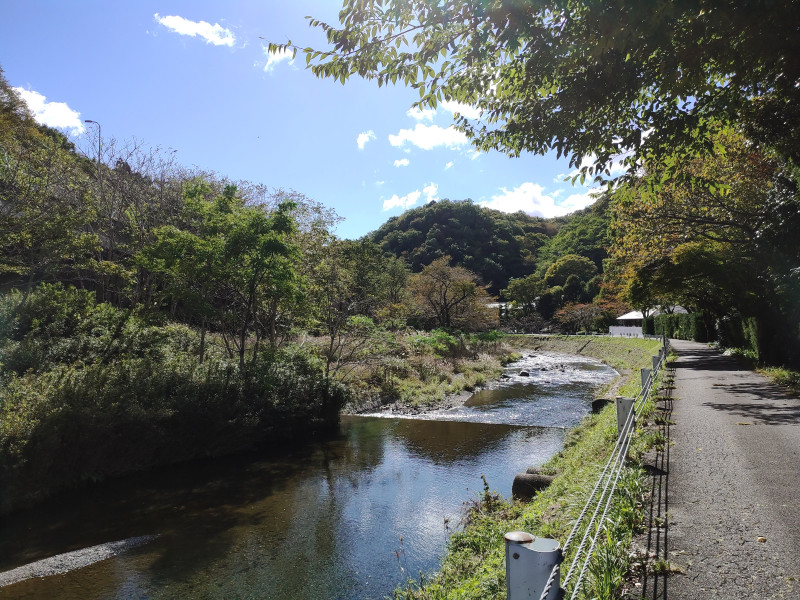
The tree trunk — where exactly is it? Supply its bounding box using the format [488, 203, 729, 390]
[199, 317, 207, 364]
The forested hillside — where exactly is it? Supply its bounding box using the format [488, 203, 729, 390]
[369, 199, 553, 294]
[368, 195, 612, 296]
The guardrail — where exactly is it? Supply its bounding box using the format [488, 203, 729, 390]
[505, 336, 670, 600]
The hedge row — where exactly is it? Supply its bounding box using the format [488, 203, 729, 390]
[643, 312, 711, 342]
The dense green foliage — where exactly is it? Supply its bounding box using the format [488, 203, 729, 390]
[368, 196, 614, 331]
[0, 285, 347, 512]
[644, 313, 711, 343]
[535, 195, 612, 274]
[0, 72, 391, 509]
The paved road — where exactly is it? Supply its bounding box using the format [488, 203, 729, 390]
[638, 339, 800, 599]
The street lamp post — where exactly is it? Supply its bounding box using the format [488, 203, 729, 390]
[84, 119, 103, 200]
[84, 119, 101, 163]
[84, 119, 107, 298]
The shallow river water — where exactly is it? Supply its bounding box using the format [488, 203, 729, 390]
[0, 352, 615, 600]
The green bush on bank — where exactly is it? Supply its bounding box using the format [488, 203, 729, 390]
[0, 285, 348, 513]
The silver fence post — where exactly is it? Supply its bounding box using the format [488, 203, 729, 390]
[505, 531, 561, 600]
[615, 396, 635, 437]
[652, 355, 659, 371]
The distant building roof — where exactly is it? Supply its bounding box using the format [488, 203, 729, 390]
[616, 306, 689, 321]
[617, 311, 644, 321]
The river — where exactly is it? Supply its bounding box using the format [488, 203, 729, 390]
[0, 352, 615, 599]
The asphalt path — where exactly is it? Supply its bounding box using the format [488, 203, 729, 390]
[638, 339, 800, 599]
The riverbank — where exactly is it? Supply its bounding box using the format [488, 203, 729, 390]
[392, 335, 664, 599]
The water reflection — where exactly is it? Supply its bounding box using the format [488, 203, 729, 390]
[0, 352, 614, 600]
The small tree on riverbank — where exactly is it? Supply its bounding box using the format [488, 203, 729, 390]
[408, 256, 497, 331]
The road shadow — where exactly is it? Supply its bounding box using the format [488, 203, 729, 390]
[671, 346, 748, 373]
[702, 398, 800, 425]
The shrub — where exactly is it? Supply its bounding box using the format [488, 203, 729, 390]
[0, 285, 348, 513]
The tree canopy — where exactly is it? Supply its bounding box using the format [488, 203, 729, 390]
[286, 0, 800, 180]
[610, 127, 800, 363]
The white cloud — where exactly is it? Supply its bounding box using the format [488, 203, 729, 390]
[13, 87, 84, 135]
[357, 130, 376, 150]
[264, 46, 294, 72]
[422, 182, 439, 202]
[441, 100, 482, 120]
[406, 107, 436, 121]
[394, 158, 410, 167]
[388, 123, 468, 151]
[444, 161, 454, 170]
[154, 14, 235, 46]
[382, 182, 438, 211]
[383, 190, 421, 211]
[479, 182, 597, 218]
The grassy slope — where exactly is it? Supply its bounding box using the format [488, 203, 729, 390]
[393, 336, 663, 599]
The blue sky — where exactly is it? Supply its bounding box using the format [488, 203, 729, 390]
[1, 0, 606, 239]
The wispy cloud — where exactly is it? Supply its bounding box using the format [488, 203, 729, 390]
[154, 14, 235, 46]
[479, 182, 597, 218]
[394, 158, 410, 167]
[388, 123, 467, 151]
[263, 46, 294, 72]
[357, 130, 376, 150]
[13, 87, 84, 135]
[445, 161, 454, 170]
[382, 182, 439, 211]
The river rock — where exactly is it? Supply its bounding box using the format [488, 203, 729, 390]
[519, 371, 530, 377]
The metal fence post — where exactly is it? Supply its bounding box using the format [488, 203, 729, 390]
[505, 531, 561, 600]
[652, 355, 660, 371]
[615, 396, 635, 437]
[640, 368, 651, 388]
